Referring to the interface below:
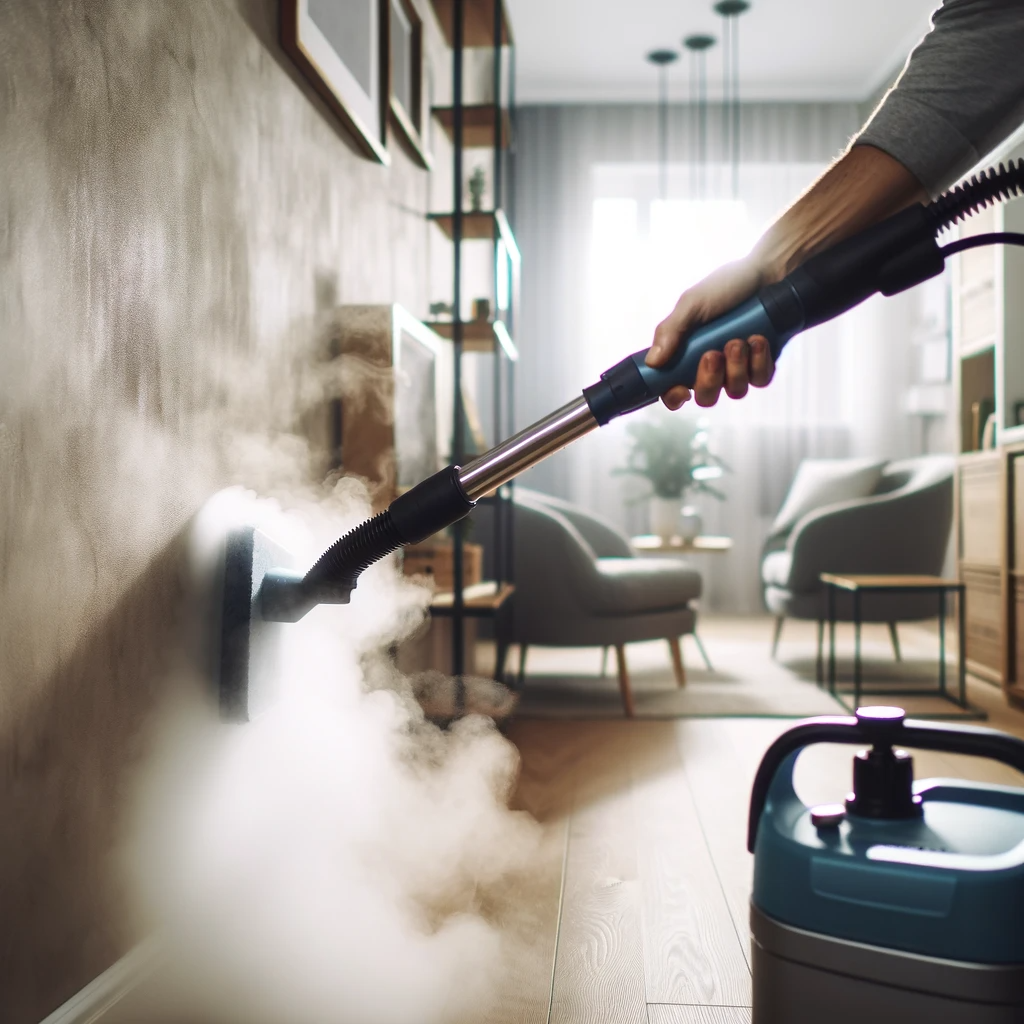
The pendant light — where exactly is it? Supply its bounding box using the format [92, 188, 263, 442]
[646, 49, 679, 202]
[683, 34, 716, 200]
[714, 0, 750, 198]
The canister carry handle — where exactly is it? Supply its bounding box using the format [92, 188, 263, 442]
[747, 708, 1024, 852]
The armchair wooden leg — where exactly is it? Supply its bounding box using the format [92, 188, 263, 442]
[614, 644, 635, 718]
[888, 622, 902, 662]
[600, 646, 609, 678]
[771, 615, 785, 659]
[668, 637, 686, 688]
[518, 644, 529, 686]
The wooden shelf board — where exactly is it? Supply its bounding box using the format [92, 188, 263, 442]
[1000, 424, 1024, 447]
[430, 0, 512, 47]
[426, 318, 518, 358]
[960, 334, 998, 359]
[430, 581, 515, 615]
[427, 209, 519, 261]
[432, 105, 511, 148]
[958, 276, 996, 301]
[958, 559, 1003, 573]
[428, 210, 498, 240]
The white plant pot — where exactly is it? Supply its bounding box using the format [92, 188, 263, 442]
[678, 505, 703, 542]
[649, 497, 681, 540]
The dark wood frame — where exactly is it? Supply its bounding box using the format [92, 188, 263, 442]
[388, 0, 431, 168]
[280, 0, 391, 165]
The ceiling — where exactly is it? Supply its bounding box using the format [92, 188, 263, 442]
[505, 0, 940, 105]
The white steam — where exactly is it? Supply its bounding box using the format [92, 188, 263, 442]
[123, 486, 540, 1024]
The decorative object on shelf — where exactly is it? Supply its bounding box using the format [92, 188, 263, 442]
[713, 0, 750, 197]
[971, 396, 996, 450]
[389, 0, 431, 167]
[472, 297, 491, 321]
[615, 410, 727, 540]
[982, 411, 998, 450]
[467, 165, 486, 211]
[428, 300, 454, 319]
[646, 49, 679, 202]
[281, 0, 390, 164]
[683, 33, 716, 200]
[678, 506, 703, 542]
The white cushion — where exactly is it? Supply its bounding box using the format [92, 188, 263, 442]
[771, 458, 886, 536]
[761, 550, 792, 587]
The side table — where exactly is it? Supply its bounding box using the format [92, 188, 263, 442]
[631, 534, 733, 555]
[820, 574, 984, 719]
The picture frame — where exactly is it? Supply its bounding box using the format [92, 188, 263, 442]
[281, 0, 390, 165]
[388, 0, 432, 168]
[323, 305, 448, 505]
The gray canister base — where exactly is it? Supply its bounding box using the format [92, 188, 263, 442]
[751, 902, 1024, 1024]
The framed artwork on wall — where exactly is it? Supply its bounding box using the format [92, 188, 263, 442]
[281, 0, 390, 164]
[388, 0, 431, 168]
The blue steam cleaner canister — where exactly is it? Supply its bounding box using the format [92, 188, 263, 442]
[747, 707, 1024, 1023]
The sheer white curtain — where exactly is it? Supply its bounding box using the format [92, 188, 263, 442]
[505, 103, 948, 612]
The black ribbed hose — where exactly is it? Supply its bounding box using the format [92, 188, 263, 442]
[928, 158, 1024, 231]
[302, 465, 475, 594]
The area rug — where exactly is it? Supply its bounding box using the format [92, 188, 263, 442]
[510, 618, 977, 720]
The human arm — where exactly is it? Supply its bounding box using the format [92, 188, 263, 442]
[650, 0, 1024, 410]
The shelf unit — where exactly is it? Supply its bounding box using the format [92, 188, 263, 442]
[427, 0, 518, 677]
[952, 125, 1024, 700]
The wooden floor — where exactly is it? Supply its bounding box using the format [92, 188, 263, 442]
[490, 658, 1024, 1024]
[98, 623, 1024, 1024]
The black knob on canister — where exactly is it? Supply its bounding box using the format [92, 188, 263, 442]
[845, 706, 924, 820]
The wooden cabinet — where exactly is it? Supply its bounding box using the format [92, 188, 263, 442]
[952, 127, 1024, 705]
[957, 453, 1006, 682]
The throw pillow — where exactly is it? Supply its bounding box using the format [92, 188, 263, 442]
[771, 458, 887, 537]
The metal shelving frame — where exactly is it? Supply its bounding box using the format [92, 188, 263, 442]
[429, 0, 518, 678]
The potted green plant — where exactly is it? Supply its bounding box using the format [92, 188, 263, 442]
[615, 410, 727, 540]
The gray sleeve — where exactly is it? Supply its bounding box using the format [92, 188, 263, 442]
[855, 0, 1024, 196]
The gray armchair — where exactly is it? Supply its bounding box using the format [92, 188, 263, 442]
[762, 455, 955, 665]
[472, 489, 702, 716]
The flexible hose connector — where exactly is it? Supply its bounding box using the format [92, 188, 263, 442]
[302, 465, 475, 594]
[928, 158, 1024, 231]
[303, 509, 404, 592]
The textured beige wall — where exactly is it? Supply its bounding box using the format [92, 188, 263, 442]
[0, 1, 434, 1019]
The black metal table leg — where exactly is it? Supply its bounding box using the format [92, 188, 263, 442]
[958, 584, 967, 708]
[816, 618, 824, 686]
[854, 588, 862, 710]
[828, 583, 836, 696]
[938, 588, 947, 698]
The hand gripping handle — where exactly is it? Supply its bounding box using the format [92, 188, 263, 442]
[747, 712, 1024, 852]
[583, 291, 802, 426]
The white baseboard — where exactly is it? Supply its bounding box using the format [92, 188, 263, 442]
[38, 941, 159, 1024]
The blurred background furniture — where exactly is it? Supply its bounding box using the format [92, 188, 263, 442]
[761, 455, 956, 667]
[631, 535, 734, 555]
[473, 488, 702, 716]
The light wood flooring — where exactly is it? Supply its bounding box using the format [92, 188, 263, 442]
[487, 624, 1024, 1024]
[99, 620, 1024, 1024]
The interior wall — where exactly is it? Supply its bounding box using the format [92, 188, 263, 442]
[0, 2, 436, 1020]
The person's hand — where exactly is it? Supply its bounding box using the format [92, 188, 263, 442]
[646, 255, 776, 410]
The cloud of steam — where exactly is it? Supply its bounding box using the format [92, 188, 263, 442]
[123, 486, 542, 1024]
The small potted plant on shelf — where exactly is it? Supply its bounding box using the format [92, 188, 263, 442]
[615, 410, 727, 541]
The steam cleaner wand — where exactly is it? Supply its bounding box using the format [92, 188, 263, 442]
[266, 160, 1024, 622]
